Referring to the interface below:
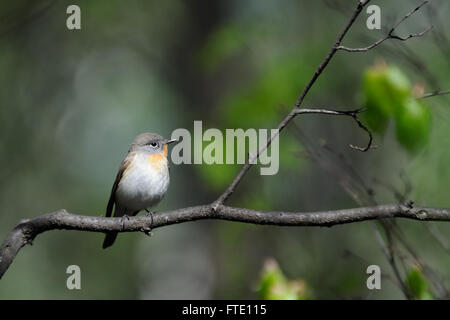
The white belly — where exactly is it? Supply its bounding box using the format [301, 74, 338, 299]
[115, 154, 169, 211]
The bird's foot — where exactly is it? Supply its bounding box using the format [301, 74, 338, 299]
[121, 215, 131, 231]
[141, 227, 153, 237]
[141, 210, 154, 237]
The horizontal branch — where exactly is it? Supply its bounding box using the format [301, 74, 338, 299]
[420, 89, 450, 99]
[1, 203, 450, 279]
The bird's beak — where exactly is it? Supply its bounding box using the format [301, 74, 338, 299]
[166, 138, 178, 145]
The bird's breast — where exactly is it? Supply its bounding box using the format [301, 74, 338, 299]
[116, 152, 169, 211]
[147, 152, 166, 172]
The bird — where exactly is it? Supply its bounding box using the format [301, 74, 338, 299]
[102, 132, 177, 249]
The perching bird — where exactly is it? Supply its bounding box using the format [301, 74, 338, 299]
[102, 133, 177, 249]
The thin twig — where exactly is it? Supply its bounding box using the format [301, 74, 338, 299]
[420, 89, 450, 99]
[336, 1, 431, 52]
[424, 222, 450, 253]
[292, 108, 373, 151]
[374, 227, 412, 298]
[213, 0, 373, 206]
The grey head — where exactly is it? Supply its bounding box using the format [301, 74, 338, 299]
[129, 132, 177, 154]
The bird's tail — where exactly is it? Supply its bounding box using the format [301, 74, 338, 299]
[102, 205, 127, 249]
[102, 231, 118, 249]
[103, 230, 120, 249]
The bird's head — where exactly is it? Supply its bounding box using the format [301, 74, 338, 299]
[130, 132, 177, 156]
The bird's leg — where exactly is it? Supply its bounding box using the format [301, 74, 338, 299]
[142, 209, 154, 237]
[121, 214, 130, 231]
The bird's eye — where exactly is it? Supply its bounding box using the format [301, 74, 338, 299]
[149, 142, 158, 148]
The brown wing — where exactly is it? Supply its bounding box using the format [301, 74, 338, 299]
[105, 153, 135, 217]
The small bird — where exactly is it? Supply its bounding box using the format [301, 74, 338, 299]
[102, 132, 177, 249]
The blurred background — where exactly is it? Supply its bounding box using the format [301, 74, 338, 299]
[0, 0, 449, 299]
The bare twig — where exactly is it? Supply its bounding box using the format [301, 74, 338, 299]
[336, 1, 431, 52]
[424, 222, 450, 253]
[213, 0, 373, 206]
[373, 227, 412, 298]
[420, 89, 450, 99]
[293, 108, 373, 151]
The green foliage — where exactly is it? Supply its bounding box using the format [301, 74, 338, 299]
[395, 98, 431, 152]
[405, 267, 433, 300]
[198, 162, 240, 191]
[199, 24, 247, 71]
[195, 52, 306, 190]
[258, 258, 309, 300]
[362, 62, 431, 152]
[195, 130, 248, 191]
[222, 56, 309, 128]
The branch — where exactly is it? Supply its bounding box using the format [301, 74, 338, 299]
[420, 89, 450, 99]
[293, 108, 373, 151]
[2, 203, 450, 279]
[336, 1, 431, 52]
[214, 0, 373, 205]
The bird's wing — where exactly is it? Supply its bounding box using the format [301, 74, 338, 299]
[105, 153, 135, 217]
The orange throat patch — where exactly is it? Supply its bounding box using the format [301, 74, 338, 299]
[147, 145, 168, 171]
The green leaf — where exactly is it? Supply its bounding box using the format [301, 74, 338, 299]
[406, 267, 433, 300]
[385, 65, 412, 103]
[362, 62, 431, 152]
[395, 98, 431, 152]
[362, 63, 411, 134]
[258, 258, 309, 300]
